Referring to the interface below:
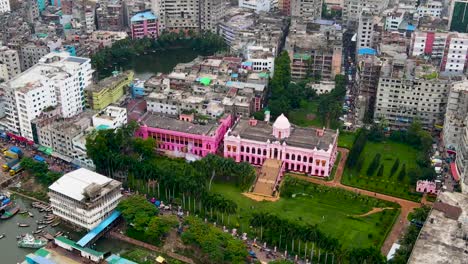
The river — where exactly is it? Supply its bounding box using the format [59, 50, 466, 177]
[97, 48, 211, 80]
[0, 195, 133, 263]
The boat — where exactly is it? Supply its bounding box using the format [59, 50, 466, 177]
[51, 221, 60, 227]
[17, 233, 47, 248]
[32, 230, 42, 235]
[28, 212, 34, 217]
[0, 234, 5, 239]
[54, 231, 63, 237]
[0, 205, 19, 220]
[0, 193, 12, 210]
[19, 210, 28, 214]
[43, 233, 54, 240]
[18, 223, 29, 227]
[37, 225, 47, 229]
[43, 220, 54, 224]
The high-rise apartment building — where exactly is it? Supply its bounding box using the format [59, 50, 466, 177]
[96, 0, 124, 31]
[19, 43, 50, 71]
[0, 0, 10, 13]
[373, 58, 454, 130]
[356, 8, 375, 51]
[343, 0, 388, 27]
[290, 0, 321, 20]
[151, 0, 223, 33]
[449, 0, 468, 33]
[442, 80, 468, 150]
[0, 46, 21, 81]
[0, 52, 93, 139]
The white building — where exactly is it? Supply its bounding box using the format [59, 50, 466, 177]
[92, 106, 127, 130]
[443, 35, 468, 75]
[309, 80, 335, 95]
[456, 116, 468, 192]
[357, 8, 375, 51]
[49, 168, 122, 230]
[443, 80, 468, 150]
[0, 63, 7, 82]
[343, 0, 389, 26]
[246, 46, 275, 74]
[385, 11, 405, 31]
[239, 0, 271, 13]
[0, 0, 10, 13]
[1, 52, 93, 139]
[290, 0, 322, 20]
[20, 44, 50, 71]
[0, 46, 21, 81]
[417, 1, 443, 18]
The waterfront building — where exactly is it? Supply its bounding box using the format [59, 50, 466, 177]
[92, 105, 127, 130]
[0, 52, 92, 140]
[86, 70, 134, 110]
[49, 168, 122, 230]
[224, 113, 339, 177]
[130, 11, 159, 39]
[90, 31, 128, 47]
[135, 113, 233, 159]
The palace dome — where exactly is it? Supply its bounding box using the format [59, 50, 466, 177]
[273, 114, 291, 130]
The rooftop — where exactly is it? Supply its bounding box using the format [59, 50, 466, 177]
[408, 192, 468, 264]
[141, 113, 221, 136]
[87, 71, 133, 92]
[49, 168, 121, 202]
[229, 117, 337, 150]
[131, 11, 157, 22]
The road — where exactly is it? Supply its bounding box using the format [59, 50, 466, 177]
[291, 148, 423, 255]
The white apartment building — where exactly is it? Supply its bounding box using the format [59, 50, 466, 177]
[442, 80, 468, 150]
[456, 116, 468, 192]
[49, 168, 122, 230]
[0, 0, 10, 13]
[290, 0, 322, 20]
[343, 0, 389, 26]
[239, 0, 271, 13]
[85, 8, 96, 34]
[1, 52, 93, 139]
[0, 63, 7, 82]
[374, 58, 451, 130]
[92, 105, 127, 129]
[246, 46, 275, 74]
[0, 46, 21, 81]
[410, 31, 449, 58]
[356, 8, 375, 51]
[385, 11, 405, 31]
[417, 1, 443, 18]
[443, 35, 468, 74]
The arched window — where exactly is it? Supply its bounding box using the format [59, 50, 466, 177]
[246, 147, 250, 153]
[241, 146, 244, 152]
[263, 149, 267, 156]
[286, 153, 290, 159]
[251, 147, 256, 155]
[303, 156, 307, 162]
[292, 154, 295, 161]
[309, 157, 313, 163]
[297, 155, 302, 162]
[257, 148, 261, 155]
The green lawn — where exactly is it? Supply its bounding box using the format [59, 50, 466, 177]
[209, 179, 398, 250]
[338, 131, 356, 149]
[342, 141, 423, 202]
[288, 101, 322, 128]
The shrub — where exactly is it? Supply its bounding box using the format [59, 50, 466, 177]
[356, 157, 365, 172]
[377, 165, 384, 177]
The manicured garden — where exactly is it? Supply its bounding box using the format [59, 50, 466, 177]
[288, 101, 322, 128]
[341, 140, 423, 202]
[210, 178, 399, 250]
[338, 131, 356, 149]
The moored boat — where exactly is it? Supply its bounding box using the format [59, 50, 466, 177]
[18, 223, 29, 227]
[51, 221, 60, 227]
[32, 230, 42, 235]
[54, 231, 63, 237]
[28, 212, 34, 217]
[19, 210, 28, 214]
[43, 233, 54, 240]
[37, 225, 47, 229]
[0, 233, 5, 239]
[0, 205, 19, 220]
[17, 233, 47, 248]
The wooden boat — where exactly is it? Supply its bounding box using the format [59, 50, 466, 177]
[32, 230, 42, 235]
[28, 212, 34, 217]
[1, 206, 19, 220]
[51, 221, 60, 227]
[18, 223, 29, 227]
[43, 233, 54, 240]
[37, 225, 47, 229]
[19, 210, 28, 214]
[43, 220, 54, 224]
[0, 234, 5, 239]
[53, 231, 63, 237]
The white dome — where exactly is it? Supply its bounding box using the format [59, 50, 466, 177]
[273, 114, 291, 130]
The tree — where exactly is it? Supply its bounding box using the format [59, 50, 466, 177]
[398, 164, 407, 181]
[355, 157, 365, 172]
[346, 129, 368, 168]
[349, 247, 386, 264]
[377, 165, 384, 177]
[117, 195, 158, 226]
[366, 154, 381, 176]
[145, 215, 178, 244]
[390, 158, 400, 176]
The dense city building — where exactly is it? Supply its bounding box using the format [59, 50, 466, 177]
[0, 0, 10, 13]
[0, 46, 21, 81]
[0, 52, 92, 140]
[290, 0, 322, 20]
[442, 80, 468, 151]
[86, 71, 134, 110]
[130, 11, 158, 39]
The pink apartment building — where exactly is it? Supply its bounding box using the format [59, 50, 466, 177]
[131, 11, 159, 39]
[135, 113, 233, 158]
[224, 113, 339, 177]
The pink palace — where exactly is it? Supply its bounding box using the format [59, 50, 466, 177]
[135, 113, 233, 158]
[224, 113, 339, 177]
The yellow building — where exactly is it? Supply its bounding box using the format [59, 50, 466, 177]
[87, 70, 134, 110]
